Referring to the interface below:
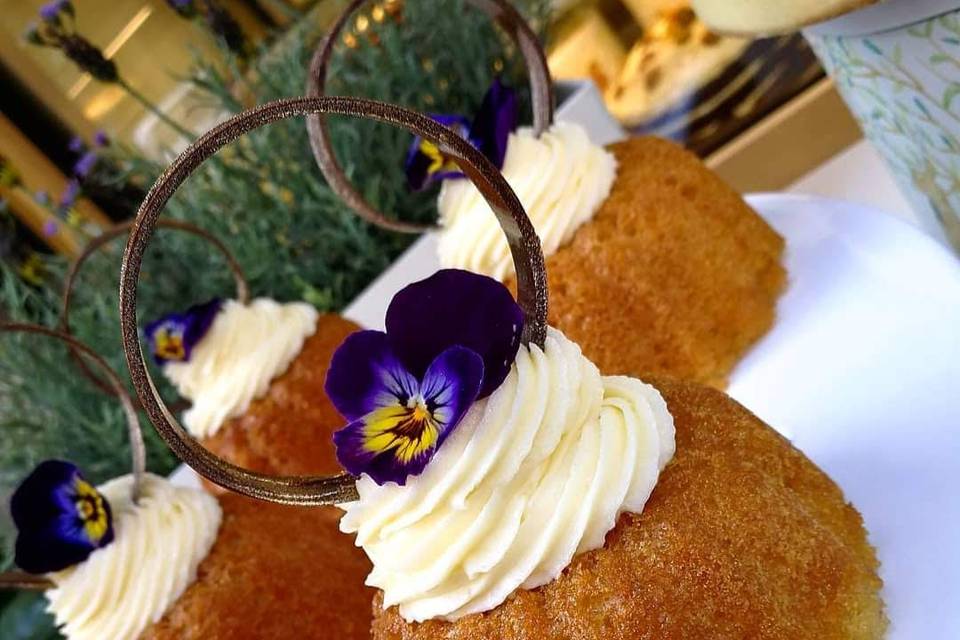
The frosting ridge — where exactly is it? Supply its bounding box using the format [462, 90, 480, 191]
[437, 122, 617, 280]
[45, 474, 221, 640]
[339, 328, 674, 622]
[164, 298, 318, 438]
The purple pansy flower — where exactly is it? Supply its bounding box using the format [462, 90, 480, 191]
[327, 269, 524, 485]
[405, 77, 519, 191]
[11, 460, 114, 574]
[144, 298, 222, 365]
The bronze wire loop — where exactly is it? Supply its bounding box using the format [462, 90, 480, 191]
[60, 218, 250, 398]
[0, 571, 53, 591]
[119, 96, 548, 507]
[305, 0, 555, 233]
[0, 323, 147, 592]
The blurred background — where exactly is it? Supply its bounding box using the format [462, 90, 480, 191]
[0, 0, 855, 636]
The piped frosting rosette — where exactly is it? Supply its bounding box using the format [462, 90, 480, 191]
[117, 95, 675, 624]
[61, 218, 319, 441]
[0, 325, 221, 640]
[335, 323, 673, 621]
[306, 0, 617, 281]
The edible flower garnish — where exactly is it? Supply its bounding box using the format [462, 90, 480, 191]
[11, 460, 114, 574]
[405, 77, 518, 191]
[327, 269, 523, 485]
[144, 298, 222, 365]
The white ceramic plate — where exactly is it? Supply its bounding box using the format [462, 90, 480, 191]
[342, 193, 960, 639]
[728, 194, 960, 640]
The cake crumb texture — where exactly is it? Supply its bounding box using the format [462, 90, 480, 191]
[508, 136, 786, 388]
[141, 493, 374, 639]
[202, 313, 359, 477]
[371, 378, 887, 640]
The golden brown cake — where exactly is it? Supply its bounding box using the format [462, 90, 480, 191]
[202, 313, 360, 477]
[370, 377, 886, 640]
[506, 136, 785, 388]
[142, 492, 374, 640]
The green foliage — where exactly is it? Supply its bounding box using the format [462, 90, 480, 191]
[0, 0, 548, 571]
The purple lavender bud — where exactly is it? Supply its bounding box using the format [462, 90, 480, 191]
[73, 151, 97, 178]
[39, 0, 67, 22]
[43, 220, 59, 237]
[59, 178, 80, 208]
[68, 136, 84, 153]
[93, 130, 109, 147]
[34, 190, 50, 205]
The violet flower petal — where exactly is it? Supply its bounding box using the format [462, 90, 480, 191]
[386, 269, 523, 398]
[11, 460, 114, 574]
[144, 298, 222, 365]
[333, 345, 483, 485]
[404, 114, 471, 191]
[325, 330, 418, 422]
[468, 77, 518, 169]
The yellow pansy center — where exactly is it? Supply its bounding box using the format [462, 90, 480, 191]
[74, 478, 110, 542]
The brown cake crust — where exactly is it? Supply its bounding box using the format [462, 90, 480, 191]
[201, 313, 359, 477]
[507, 137, 786, 388]
[141, 493, 374, 640]
[371, 378, 886, 640]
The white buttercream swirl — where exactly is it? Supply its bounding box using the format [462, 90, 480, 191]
[164, 298, 318, 438]
[339, 328, 674, 622]
[45, 474, 222, 640]
[436, 122, 617, 281]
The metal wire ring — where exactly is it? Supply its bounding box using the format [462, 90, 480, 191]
[60, 218, 249, 397]
[119, 96, 548, 506]
[305, 0, 554, 233]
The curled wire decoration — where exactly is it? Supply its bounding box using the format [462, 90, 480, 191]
[60, 218, 249, 398]
[0, 571, 53, 592]
[305, 0, 554, 233]
[119, 96, 548, 506]
[0, 324, 146, 501]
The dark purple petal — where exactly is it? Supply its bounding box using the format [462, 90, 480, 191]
[68, 136, 84, 154]
[93, 130, 109, 147]
[144, 298, 222, 365]
[11, 460, 114, 574]
[386, 269, 523, 398]
[334, 415, 436, 486]
[181, 298, 222, 353]
[404, 114, 470, 191]
[419, 345, 483, 444]
[468, 77, 518, 169]
[325, 330, 419, 422]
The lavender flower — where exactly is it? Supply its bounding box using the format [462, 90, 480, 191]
[43, 220, 59, 237]
[93, 130, 109, 147]
[73, 151, 97, 178]
[39, 0, 70, 23]
[68, 136, 84, 153]
[59, 178, 80, 209]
